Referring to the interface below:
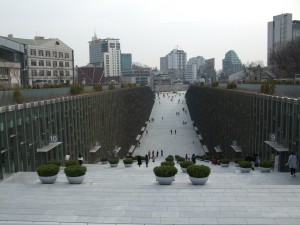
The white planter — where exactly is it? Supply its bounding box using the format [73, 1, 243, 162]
[156, 176, 175, 185]
[189, 176, 209, 185]
[220, 163, 229, 167]
[181, 167, 187, 173]
[204, 160, 210, 162]
[101, 161, 108, 164]
[39, 175, 58, 184]
[240, 167, 251, 173]
[110, 163, 118, 167]
[236, 163, 240, 167]
[260, 167, 272, 172]
[124, 164, 133, 168]
[66, 175, 85, 184]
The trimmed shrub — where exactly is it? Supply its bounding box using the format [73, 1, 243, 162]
[153, 166, 178, 177]
[180, 161, 194, 168]
[131, 156, 137, 161]
[259, 160, 273, 168]
[108, 83, 115, 90]
[203, 155, 211, 161]
[64, 165, 87, 177]
[165, 155, 174, 161]
[109, 158, 119, 164]
[187, 165, 211, 178]
[13, 90, 22, 104]
[123, 158, 133, 164]
[100, 157, 108, 162]
[239, 161, 252, 168]
[227, 82, 237, 89]
[70, 85, 84, 95]
[37, 164, 60, 177]
[161, 161, 175, 166]
[234, 158, 243, 164]
[219, 159, 230, 164]
[65, 160, 79, 167]
[93, 84, 102, 92]
[46, 160, 61, 167]
[211, 81, 219, 88]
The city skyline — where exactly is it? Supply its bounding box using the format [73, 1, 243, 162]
[1, 0, 299, 70]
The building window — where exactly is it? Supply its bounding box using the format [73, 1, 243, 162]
[31, 70, 37, 76]
[38, 50, 44, 56]
[52, 51, 57, 58]
[65, 70, 70, 76]
[53, 61, 57, 67]
[46, 70, 51, 76]
[46, 51, 50, 57]
[46, 60, 51, 67]
[59, 61, 64, 67]
[39, 70, 45, 76]
[30, 49, 36, 56]
[38, 60, 44, 66]
[65, 53, 69, 58]
[59, 71, 64, 76]
[53, 71, 58, 76]
[59, 52, 64, 58]
[31, 60, 37, 66]
[0, 67, 9, 75]
[110, 43, 115, 48]
[65, 62, 69, 67]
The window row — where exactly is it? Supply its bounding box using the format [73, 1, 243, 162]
[31, 60, 70, 67]
[31, 70, 71, 76]
[0, 67, 9, 75]
[30, 49, 70, 59]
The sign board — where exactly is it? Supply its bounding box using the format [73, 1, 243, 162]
[49, 135, 58, 143]
[274, 155, 279, 172]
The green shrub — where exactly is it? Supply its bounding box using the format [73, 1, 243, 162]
[180, 161, 194, 168]
[234, 158, 243, 164]
[13, 90, 22, 104]
[227, 82, 237, 89]
[100, 157, 108, 162]
[176, 156, 185, 162]
[165, 155, 174, 161]
[70, 85, 84, 95]
[219, 159, 230, 164]
[109, 158, 119, 164]
[260, 83, 276, 95]
[131, 156, 137, 161]
[187, 165, 211, 178]
[37, 164, 60, 177]
[123, 158, 133, 164]
[46, 160, 61, 167]
[161, 161, 175, 166]
[93, 84, 102, 92]
[203, 156, 211, 161]
[175, 155, 180, 160]
[153, 166, 178, 177]
[239, 161, 252, 168]
[64, 165, 86, 177]
[211, 81, 219, 88]
[259, 160, 273, 168]
[65, 160, 79, 167]
[108, 83, 115, 90]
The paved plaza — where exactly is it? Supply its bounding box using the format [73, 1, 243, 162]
[0, 92, 300, 225]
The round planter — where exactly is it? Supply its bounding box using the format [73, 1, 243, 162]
[39, 175, 58, 184]
[181, 167, 187, 173]
[124, 164, 133, 168]
[240, 167, 251, 173]
[260, 167, 272, 172]
[189, 176, 209, 185]
[220, 163, 229, 167]
[101, 161, 108, 164]
[110, 163, 118, 167]
[156, 176, 175, 185]
[66, 175, 85, 184]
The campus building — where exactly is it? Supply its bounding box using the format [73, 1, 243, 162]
[222, 50, 242, 77]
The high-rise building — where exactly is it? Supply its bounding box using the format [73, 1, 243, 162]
[185, 56, 205, 83]
[160, 56, 168, 73]
[222, 50, 242, 76]
[267, 13, 300, 67]
[89, 34, 121, 77]
[167, 49, 186, 70]
[121, 53, 132, 70]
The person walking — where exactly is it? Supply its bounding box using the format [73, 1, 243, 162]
[286, 152, 297, 176]
[156, 150, 159, 157]
[161, 149, 163, 157]
[145, 154, 149, 167]
[65, 153, 70, 161]
[170, 129, 172, 135]
[148, 150, 151, 159]
[175, 129, 176, 134]
[192, 154, 196, 163]
[137, 155, 142, 167]
[152, 150, 155, 159]
[78, 153, 83, 165]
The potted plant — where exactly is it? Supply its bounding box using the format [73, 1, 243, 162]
[176, 156, 185, 163]
[64, 165, 87, 184]
[153, 166, 178, 185]
[187, 164, 211, 185]
[234, 158, 243, 167]
[109, 157, 119, 167]
[219, 159, 230, 167]
[161, 161, 175, 167]
[203, 155, 211, 162]
[46, 160, 61, 167]
[65, 160, 79, 167]
[131, 156, 137, 162]
[37, 164, 60, 184]
[180, 161, 194, 173]
[123, 158, 133, 167]
[239, 161, 252, 173]
[100, 157, 108, 164]
[165, 155, 174, 162]
[259, 160, 273, 172]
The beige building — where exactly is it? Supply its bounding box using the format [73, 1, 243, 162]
[0, 60, 21, 87]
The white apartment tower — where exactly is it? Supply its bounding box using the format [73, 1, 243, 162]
[185, 56, 205, 83]
[167, 49, 186, 71]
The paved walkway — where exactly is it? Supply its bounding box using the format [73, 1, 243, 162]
[0, 91, 300, 225]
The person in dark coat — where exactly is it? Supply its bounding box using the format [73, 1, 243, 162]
[137, 155, 142, 167]
[145, 154, 149, 167]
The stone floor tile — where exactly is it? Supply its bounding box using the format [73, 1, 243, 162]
[189, 217, 218, 224]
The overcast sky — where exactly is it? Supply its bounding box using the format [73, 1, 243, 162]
[1, 0, 300, 70]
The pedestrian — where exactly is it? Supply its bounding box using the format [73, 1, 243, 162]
[156, 150, 159, 157]
[78, 153, 83, 165]
[146, 129, 148, 134]
[185, 153, 188, 161]
[162, 116, 163, 120]
[175, 129, 176, 134]
[161, 149, 163, 157]
[286, 152, 297, 176]
[139, 141, 141, 147]
[145, 154, 149, 167]
[193, 140, 194, 144]
[192, 154, 196, 163]
[152, 150, 155, 158]
[148, 150, 151, 159]
[137, 155, 142, 167]
[170, 129, 172, 135]
[65, 152, 70, 161]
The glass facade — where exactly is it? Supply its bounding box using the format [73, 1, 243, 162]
[222, 50, 242, 76]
